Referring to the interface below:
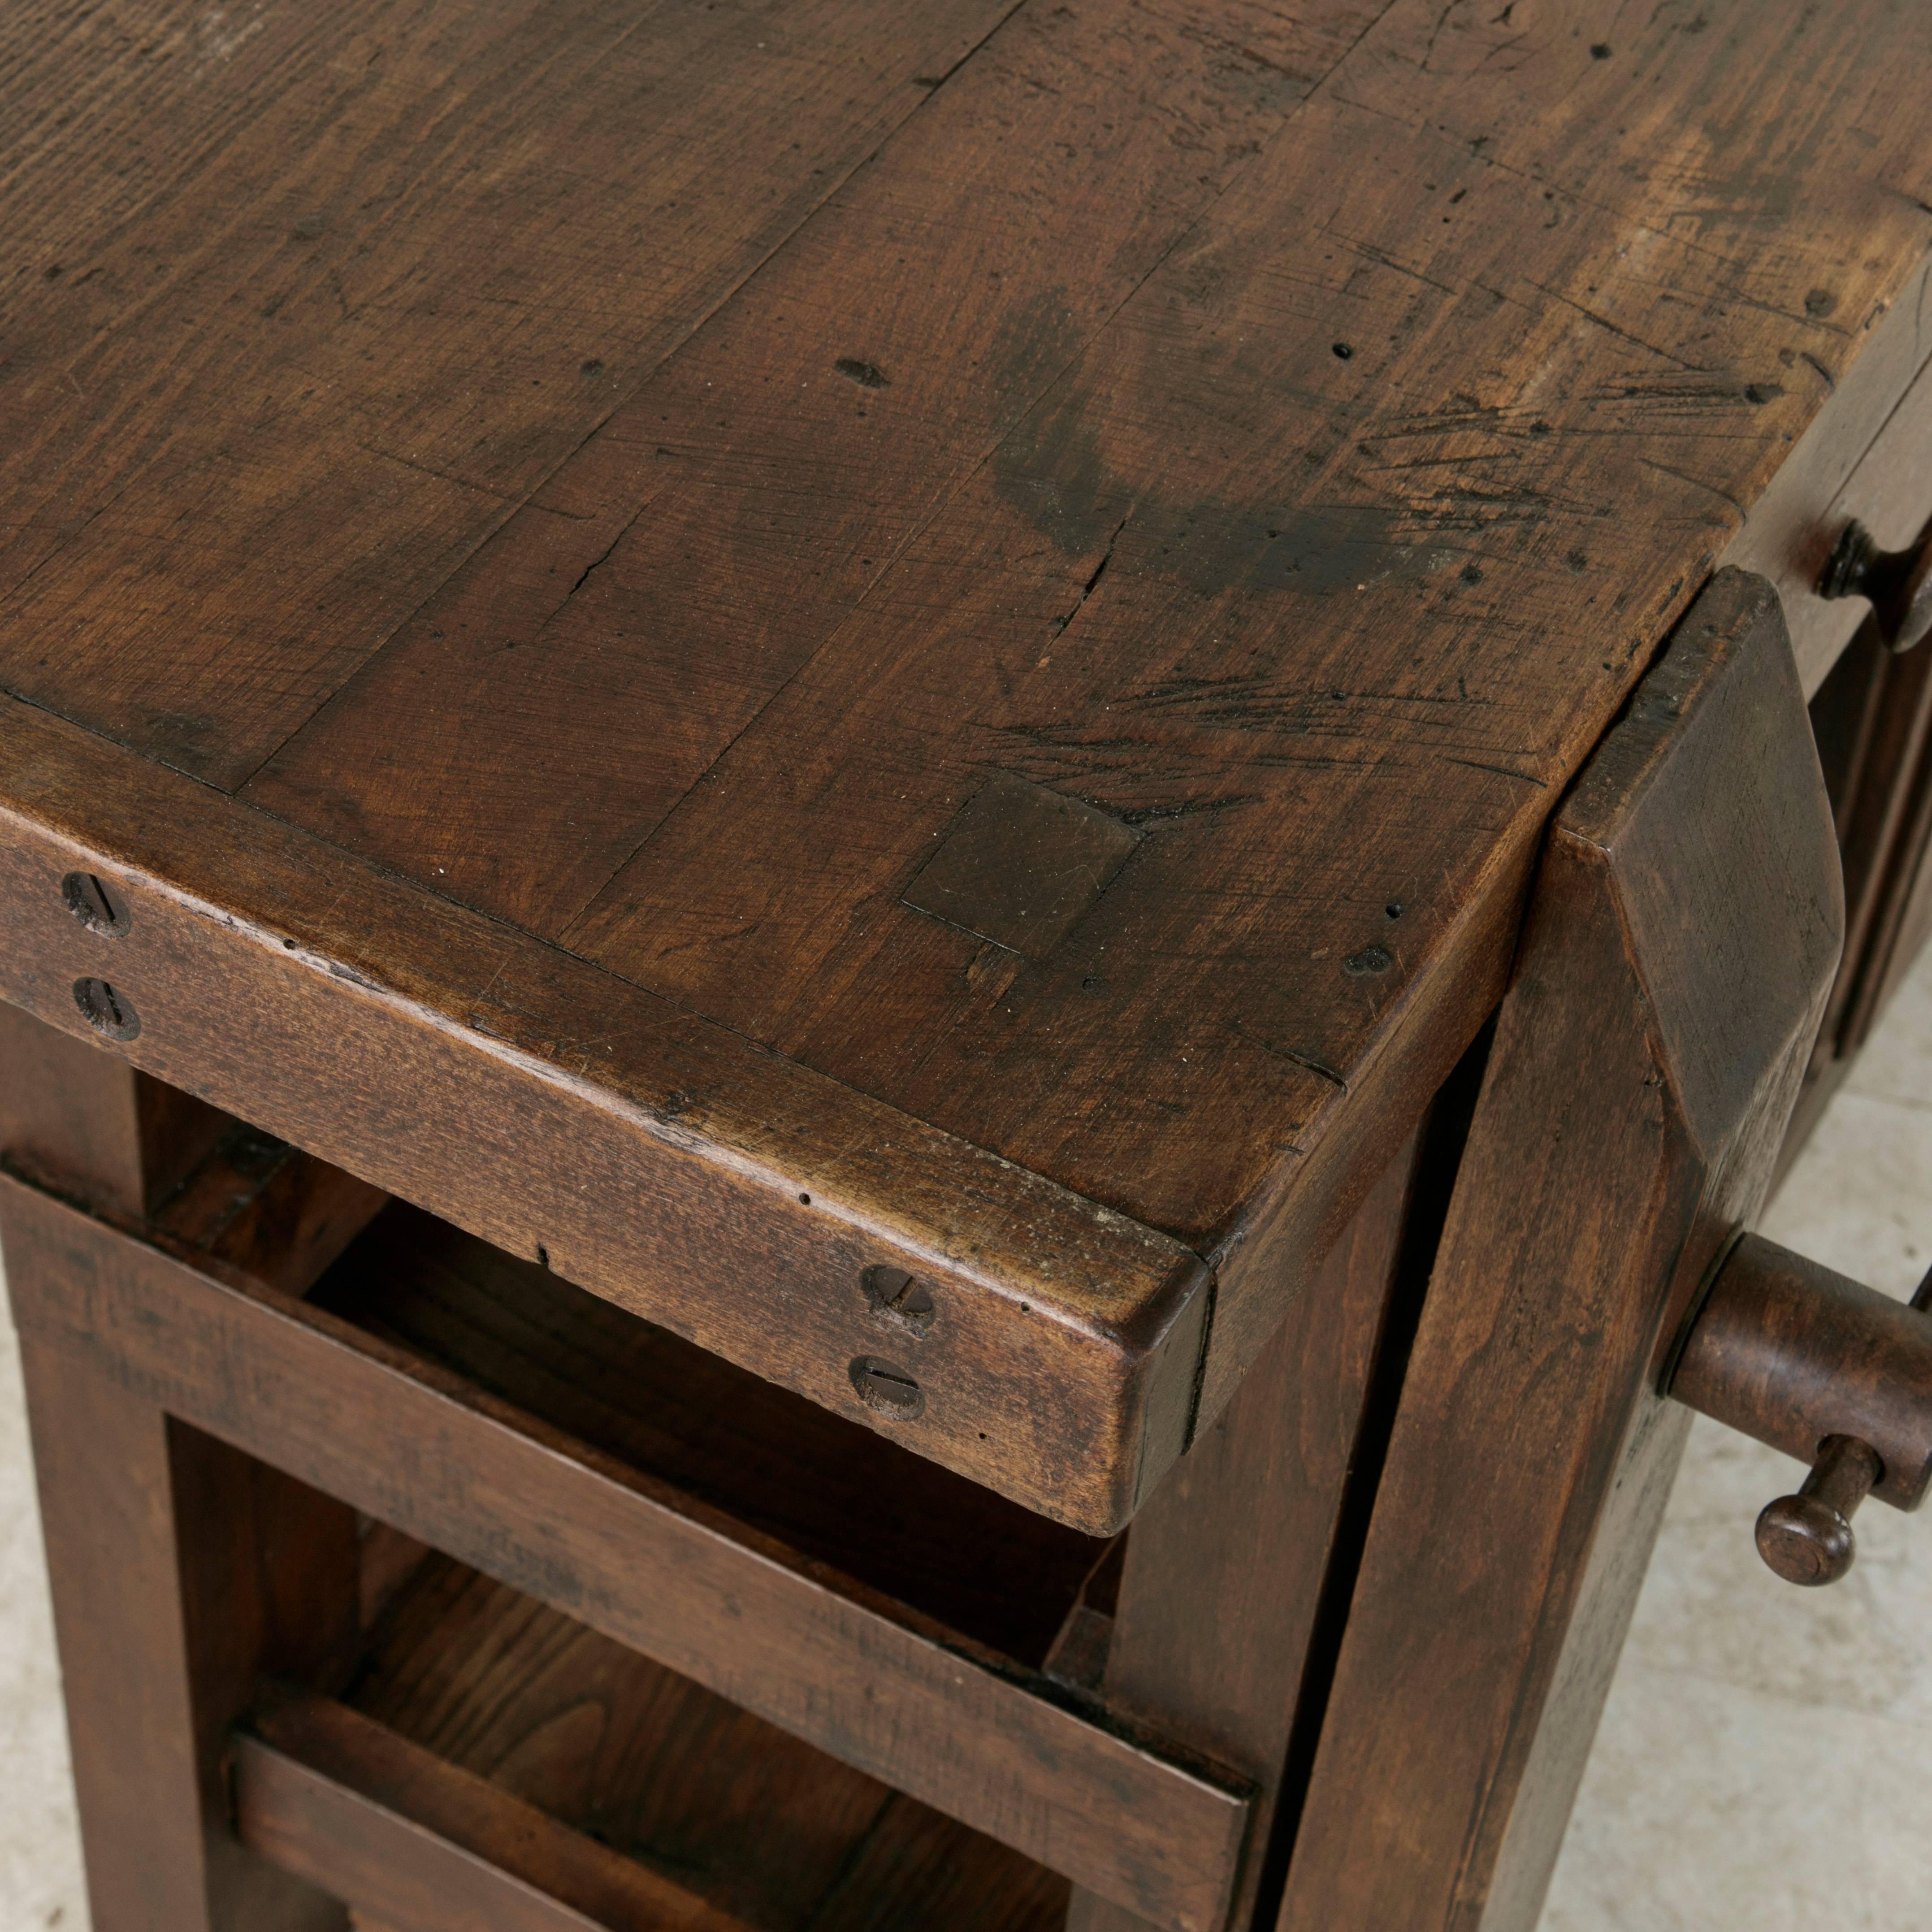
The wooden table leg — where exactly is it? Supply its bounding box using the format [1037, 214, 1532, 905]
[2, 1013, 360, 1932]
[1272, 569, 1844, 1932]
[1063, 1100, 1477, 1932]
[0, 1001, 228, 1219]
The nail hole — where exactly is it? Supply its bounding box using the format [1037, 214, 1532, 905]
[862, 1264, 936, 1335]
[849, 1356, 925, 1418]
[1385, 901, 1404, 918]
[537, 1245, 550, 1268]
[61, 872, 131, 937]
[73, 978, 140, 1041]
[799, 1191, 812, 1205]
[1331, 341, 1353, 360]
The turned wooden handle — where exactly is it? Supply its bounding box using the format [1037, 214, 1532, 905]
[1668, 1239, 1932, 1585]
[1817, 515, 1932, 654]
[1754, 1434, 1881, 1586]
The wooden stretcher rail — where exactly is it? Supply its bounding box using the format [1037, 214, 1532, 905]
[233, 1690, 758, 1932]
[0, 1171, 1250, 1932]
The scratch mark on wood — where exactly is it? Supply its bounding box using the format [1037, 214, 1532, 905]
[1442, 755, 1548, 788]
[1526, 282, 1706, 371]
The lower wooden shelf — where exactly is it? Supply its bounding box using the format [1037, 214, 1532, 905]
[0, 1152, 1252, 1932]
[236, 1552, 1071, 1932]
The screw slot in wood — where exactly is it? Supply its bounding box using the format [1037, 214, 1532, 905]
[72, 978, 141, 1042]
[862, 1264, 936, 1335]
[848, 1355, 925, 1419]
[61, 872, 131, 937]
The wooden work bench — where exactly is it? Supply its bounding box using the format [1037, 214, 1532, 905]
[3, 4, 1931, 1928]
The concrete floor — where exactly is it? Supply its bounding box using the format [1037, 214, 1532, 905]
[3, 953, 1930, 1930]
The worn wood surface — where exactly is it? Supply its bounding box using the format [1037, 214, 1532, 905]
[0, 1167, 1250, 1931]
[0, 0, 1023, 785]
[0, 2, 1929, 1512]
[0, 701, 1204, 1531]
[1273, 568, 1845, 1932]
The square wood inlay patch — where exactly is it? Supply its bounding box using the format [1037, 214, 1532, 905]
[902, 773, 1139, 962]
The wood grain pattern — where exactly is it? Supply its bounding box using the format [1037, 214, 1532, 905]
[309, 1202, 1109, 1666]
[332, 1555, 1071, 1932]
[1, 0, 1928, 1521]
[0, 1170, 1252, 1931]
[244, 0, 1386, 934]
[0, 697, 1205, 1531]
[236, 1690, 762, 1932]
[550, 2, 1931, 1424]
[1274, 567, 1844, 1932]
[0, 0, 1018, 784]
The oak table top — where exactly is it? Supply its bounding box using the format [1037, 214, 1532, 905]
[3, 0, 1930, 1531]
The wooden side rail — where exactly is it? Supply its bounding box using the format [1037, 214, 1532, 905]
[0, 1170, 1251, 1932]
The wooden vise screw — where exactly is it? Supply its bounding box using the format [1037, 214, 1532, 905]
[1669, 1235, 1932, 1585]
